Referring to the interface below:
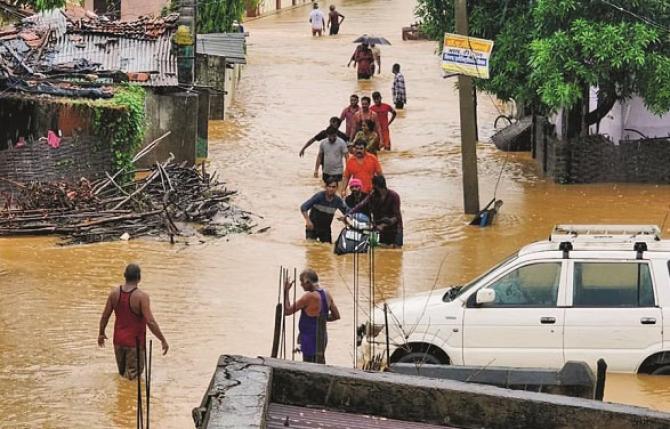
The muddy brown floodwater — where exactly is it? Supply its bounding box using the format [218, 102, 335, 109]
[1, 0, 670, 427]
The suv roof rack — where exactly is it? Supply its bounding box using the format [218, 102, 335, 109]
[550, 224, 661, 243]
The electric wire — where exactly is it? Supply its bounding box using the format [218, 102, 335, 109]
[599, 0, 670, 33]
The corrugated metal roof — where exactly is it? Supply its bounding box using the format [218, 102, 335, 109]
[22, 9, 67, 37]
[196, 33, 246, 64]
[267, 403, 458, 429]
[50, 32, 177, 86]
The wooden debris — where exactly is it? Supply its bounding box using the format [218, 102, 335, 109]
[0, 160, 256, 245]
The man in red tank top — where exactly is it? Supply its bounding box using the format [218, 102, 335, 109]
[98, 264, 169, 379]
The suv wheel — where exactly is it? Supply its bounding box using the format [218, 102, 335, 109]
[652, 365, 670, 376]
[397, 351, 444, 365]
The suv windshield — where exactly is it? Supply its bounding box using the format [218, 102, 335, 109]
[443, 253, 518, 302]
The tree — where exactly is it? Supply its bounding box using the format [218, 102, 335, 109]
[416, 0, 670, 136]
[8, 0, 65, 12]
[196, 0, 246, 33]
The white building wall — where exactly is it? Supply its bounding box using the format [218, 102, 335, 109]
[257, 0, 311, 15]
[589, 88, 670, 142]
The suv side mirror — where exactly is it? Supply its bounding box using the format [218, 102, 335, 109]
[476, 289, 496, 305]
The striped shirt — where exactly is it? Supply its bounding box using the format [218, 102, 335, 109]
[300, 191, 348, 231]
[392, 72, 406, 104]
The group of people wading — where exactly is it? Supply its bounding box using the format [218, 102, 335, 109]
[290, 56, 408, 362]
[299, 91, 404, 250]
[96, 7, 410, 379]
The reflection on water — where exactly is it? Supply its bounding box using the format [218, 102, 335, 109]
[2, 0, 670, 427]
[606, 373, 670, 412]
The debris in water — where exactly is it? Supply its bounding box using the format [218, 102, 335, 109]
[0, 158, 261, 245]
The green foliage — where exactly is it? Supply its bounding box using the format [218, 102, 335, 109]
[196, 0, 246, 33]
[415, 0, 670, 116]
[10, 0, 66, 12]
[90, 85, 147, 176]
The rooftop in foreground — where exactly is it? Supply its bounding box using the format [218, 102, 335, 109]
[193, 355, 670, 429]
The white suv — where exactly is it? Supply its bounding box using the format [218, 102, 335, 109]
[364, 225, 670, 374]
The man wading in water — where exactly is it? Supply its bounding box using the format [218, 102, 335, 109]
[284, 269, 340, 363]
[98, 264, 169, 379]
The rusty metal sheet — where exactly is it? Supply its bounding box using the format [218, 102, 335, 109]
[267, 403, 459, 429]
[50, 32, 177, 86]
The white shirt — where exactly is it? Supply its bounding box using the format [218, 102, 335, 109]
[309, 10, 326, 29]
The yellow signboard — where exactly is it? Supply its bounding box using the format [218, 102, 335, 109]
[441, 33, 494, 79]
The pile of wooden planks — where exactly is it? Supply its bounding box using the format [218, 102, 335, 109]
[0, 158, 255, 245]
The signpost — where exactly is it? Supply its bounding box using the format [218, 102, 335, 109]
[453, 0, 490, 215]
[441, 33, 494, 79]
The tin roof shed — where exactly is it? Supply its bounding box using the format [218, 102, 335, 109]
[195, 33, 246, 64]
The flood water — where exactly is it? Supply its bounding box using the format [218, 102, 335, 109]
[2, 0, 670, 427]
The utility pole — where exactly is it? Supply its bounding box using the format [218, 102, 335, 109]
[455, 0, 480, 214]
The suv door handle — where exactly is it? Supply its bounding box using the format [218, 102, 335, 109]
[640, 317, 657, 325]
[540, 317, 556, 324]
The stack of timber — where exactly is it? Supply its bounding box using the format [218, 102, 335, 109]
[0, 158, 257, 244]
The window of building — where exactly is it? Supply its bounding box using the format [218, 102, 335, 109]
[573, 262, 654, 307]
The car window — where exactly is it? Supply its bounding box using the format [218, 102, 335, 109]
[482, 262, 561, 307]
[452, 252, 518, 301]
[573, 262, 654, 307]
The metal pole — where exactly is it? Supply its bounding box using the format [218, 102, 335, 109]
[384, 304, 390, 370]
[135, 337, 144, 429]
[353, 250, 358, 368]
[271, 266, 283, 357]
[370, 244, 374, 362]
[281, 268, 287, 359]
[146, 340, 152, 429]
[455, 0, 480, 215]
[292, 267, 297, 361]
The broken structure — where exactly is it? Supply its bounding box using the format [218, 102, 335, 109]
[0, 4, 241, 188]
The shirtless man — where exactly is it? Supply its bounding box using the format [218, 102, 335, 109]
[98, 264, 169, 379]
[283, 269, 340, 363]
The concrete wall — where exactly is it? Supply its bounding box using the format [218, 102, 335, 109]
[589, 89, 670, 142]
[197, 355, 670, 429]
[195, 88, 210, 159]
[142, 90, 199, 167]
[84, 0, 167, 19]
[391, 361, 596, 399]
[195, 55, 244, 120]
[254, 0, 311, 16]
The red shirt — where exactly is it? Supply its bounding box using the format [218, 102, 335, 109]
[344, 153, 382, 193]
[113, 287, 146, 348]
[371, 103, 393, 133]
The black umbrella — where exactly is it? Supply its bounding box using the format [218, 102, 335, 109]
[353, 35, 391, 46]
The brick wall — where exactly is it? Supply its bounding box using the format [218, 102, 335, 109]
[0, 136, 113, 191]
